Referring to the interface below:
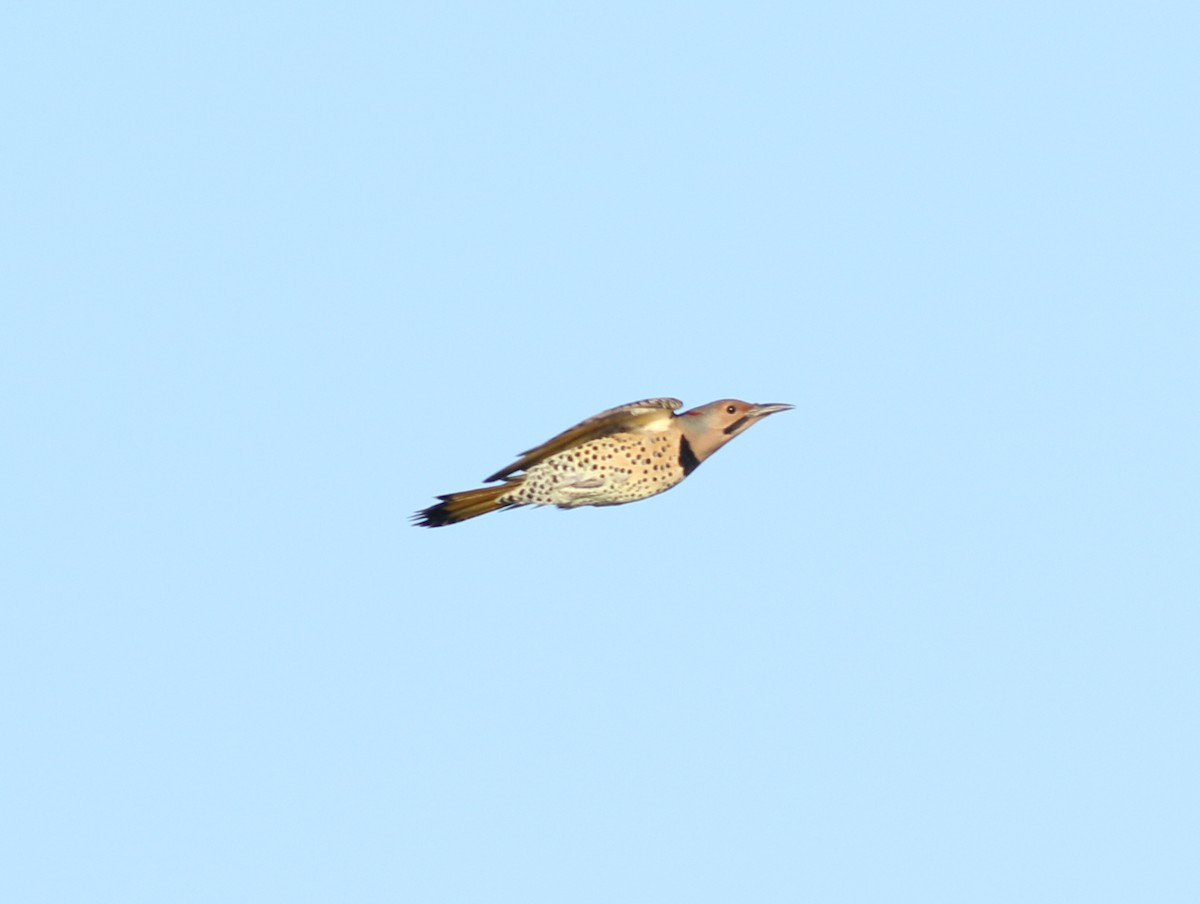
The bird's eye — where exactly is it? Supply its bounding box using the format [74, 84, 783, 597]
[726, 405, 737, 414]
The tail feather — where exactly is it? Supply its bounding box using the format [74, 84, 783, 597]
[412, 479, 522, 528]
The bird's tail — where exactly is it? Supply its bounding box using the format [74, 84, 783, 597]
[412, 479, 523, 528]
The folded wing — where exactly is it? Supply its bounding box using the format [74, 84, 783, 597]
[484, 397, 683, 482]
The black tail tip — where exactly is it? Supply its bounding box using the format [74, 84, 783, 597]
[411, 498, 453, 528]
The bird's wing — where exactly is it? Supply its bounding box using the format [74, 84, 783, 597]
[484, 398, 683, 482]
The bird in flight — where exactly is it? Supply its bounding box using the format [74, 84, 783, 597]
[412, 397, 793, 527]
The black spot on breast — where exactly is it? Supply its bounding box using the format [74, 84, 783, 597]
[679, 436, 700, 476]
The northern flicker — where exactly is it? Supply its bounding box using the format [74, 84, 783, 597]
[412, 397, 792, 527]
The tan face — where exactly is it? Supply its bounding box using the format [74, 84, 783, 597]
[679, 399, 794, 459]
[682, 400, 762, 432]
[676, 400, 755, 460]
[713, 400, 758, 436]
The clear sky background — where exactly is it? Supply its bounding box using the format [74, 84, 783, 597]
[3, 3, 1198, 902]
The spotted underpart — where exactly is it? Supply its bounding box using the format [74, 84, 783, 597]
[412, 397, 793, 526]
[498, 431, 686, 508]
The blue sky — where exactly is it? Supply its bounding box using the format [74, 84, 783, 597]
[3, 2, 1198, 902]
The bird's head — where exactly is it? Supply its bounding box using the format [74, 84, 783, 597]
[678, 399, 794, 461]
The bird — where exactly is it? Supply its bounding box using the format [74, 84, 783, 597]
[412, 397, 793, 527]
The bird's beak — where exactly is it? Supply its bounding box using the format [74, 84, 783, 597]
[747, 402, 794, 418]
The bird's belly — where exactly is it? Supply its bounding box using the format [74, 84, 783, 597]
[511, 434, 685, 508]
